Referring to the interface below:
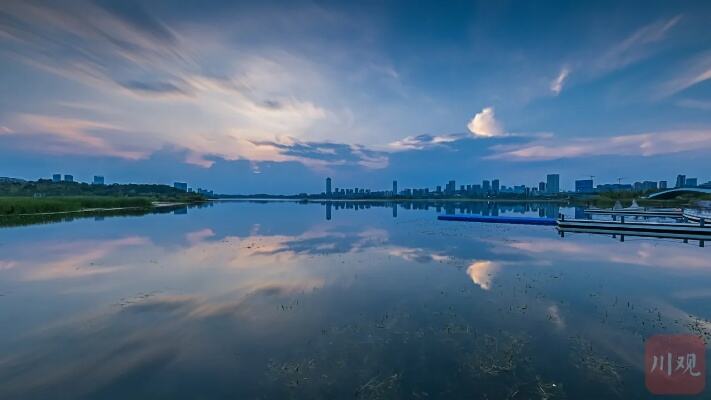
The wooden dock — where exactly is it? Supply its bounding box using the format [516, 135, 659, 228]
[584, 208, 683, 218]
[557, 216, 711, 238]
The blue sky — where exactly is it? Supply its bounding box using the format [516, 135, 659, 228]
[1, 0, 710, 193]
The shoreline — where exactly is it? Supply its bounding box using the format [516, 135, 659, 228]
[0, 201, 193, 218]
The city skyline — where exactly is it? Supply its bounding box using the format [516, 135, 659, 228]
[1, 1, 710, 193]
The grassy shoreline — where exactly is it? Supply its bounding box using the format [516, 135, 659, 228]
[0, 196, 155, 216]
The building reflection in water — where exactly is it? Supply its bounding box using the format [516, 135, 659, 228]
[314, 200, 563, 221]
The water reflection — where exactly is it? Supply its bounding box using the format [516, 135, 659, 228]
[0, 201, 709, 399]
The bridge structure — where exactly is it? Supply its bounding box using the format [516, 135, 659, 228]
[646, 187, 711, 199]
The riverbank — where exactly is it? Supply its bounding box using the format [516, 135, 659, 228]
[0, 197, 155, 216]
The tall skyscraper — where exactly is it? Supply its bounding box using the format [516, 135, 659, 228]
[492, 179, 500, 194]
[482, 180, 490, 193]
[326, 177, 332, 196]
[392, 180, 398, 195]
[52, 174, 61, 182]
[538, 181, 546, 192]
[659, 180, 667, 189]
[675, 174, 686, 188]
[546, 174, 560, 193]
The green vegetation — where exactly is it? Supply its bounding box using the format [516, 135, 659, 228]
[0, 180, 207, 217]
[0, 196, 153, 216]
[0, 180, 205, 201]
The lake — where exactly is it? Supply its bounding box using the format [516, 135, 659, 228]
[1, 200, 709, 399]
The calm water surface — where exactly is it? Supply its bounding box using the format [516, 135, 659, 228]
[1, 201, 710, 399]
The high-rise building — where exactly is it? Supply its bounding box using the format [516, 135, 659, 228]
[326, 177, 332, 196]
[52, 174, 61, 182]
[675, 174, 686, 188]
[392, 180, 397, 195]
[446, 180, 456, 195]
[63, 174, 74, 182]
[482, 180, 490, 193]
[492, 179, 500, 194]
[546, 174, 560, 194]
[173, 182, 188, 191]
[538, 181, 546, 192]
[686, 178, 698, 187]
[93, 175, 104, 185]
[575, 179, 593, 193]
[659, 180, 667, 190]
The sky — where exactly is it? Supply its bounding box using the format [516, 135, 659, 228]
[0, 0, 710, 193]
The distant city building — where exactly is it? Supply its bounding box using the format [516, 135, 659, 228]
[675, 174, 686, 188]
[686, 178, 698, 187]
[575, 179, 594, 193]
[63, 174, 73, 182]
[659, 180, 667, 190]
[492, 179, 500, 194]
[173, 182, 188, 191]
[597, 183, 633, 192]
[546, 174, 560, 194]
[538, 181, 546, 192]
[326, 177, 332, 196]
[52, 174, 61, 182]
[482, 180, 490, 193]
[446, 180, 456, 195]
[392, 180, 397, 195]
[93, 175, 104, 185]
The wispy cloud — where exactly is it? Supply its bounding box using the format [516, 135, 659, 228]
[595, 15, 682, 72]
[550, 66, 570, 95]
[488, 129, 711, 161]
[388, 133, 464, 151]
[657, 52, 711, 98]
[6, 114, 148, 159]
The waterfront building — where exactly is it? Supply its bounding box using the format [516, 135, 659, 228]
[546, 174, 560, 194]
[686, 178, 698, 187]
[326, 177, 332, 196]
[63, 174, 73, 182]
[52, 174, 61, 182]
[575, 179, 593, 193]
[659, 180, 667, 189]
[538, 181, 546, 192]
[173, 182, 188, 191]
[492, 179, 500, 194]
[482, 180, 490, 193]
[675, 174, 686, 188]
[392, 180, 397, 195]
[93, 175, 104, 185]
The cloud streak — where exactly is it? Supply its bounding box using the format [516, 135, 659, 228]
[550, 66, 570, 95]
[488, 129, 711, 161]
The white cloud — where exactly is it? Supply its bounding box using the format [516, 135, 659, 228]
[388, 134, 462, 151]
[467, 107, 504, 138]
[487, 129, 711, 161]
[550, 66, 570, 95]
